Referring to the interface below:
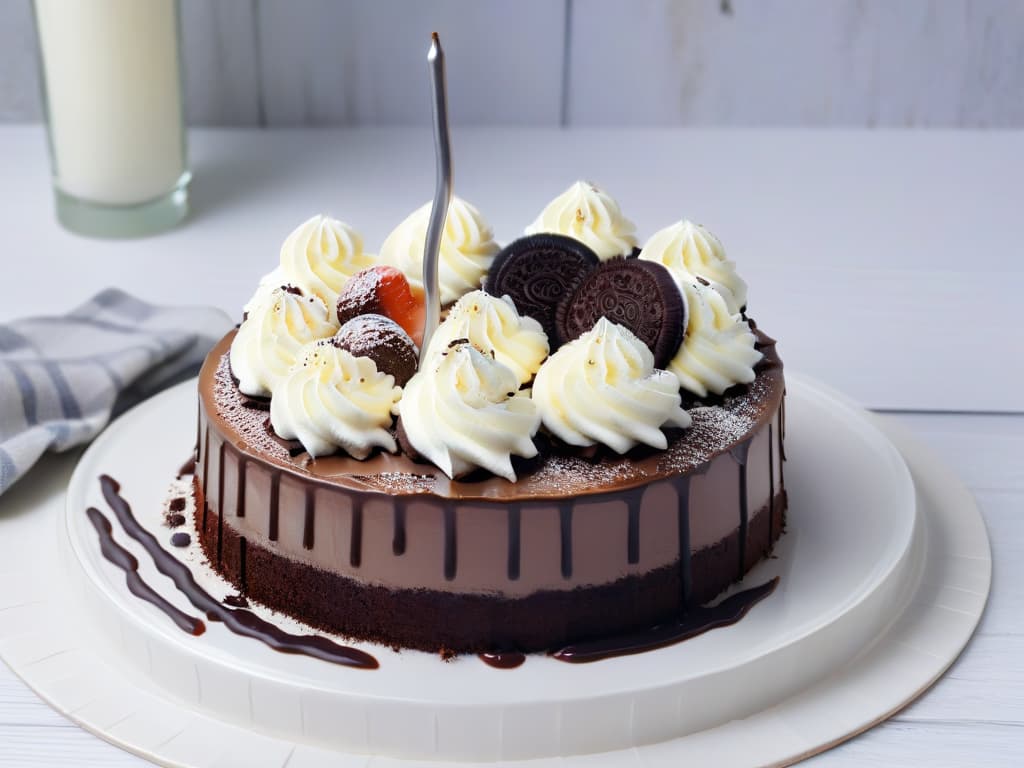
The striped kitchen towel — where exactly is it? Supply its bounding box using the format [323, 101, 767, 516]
[0, 288, 232, 495]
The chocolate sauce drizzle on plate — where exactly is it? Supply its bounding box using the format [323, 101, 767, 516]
[551, 577, 779, 663]
[86, 507, 205, 637]
[92, 475, 378, 669]
[475, 573, 779, 667]
[479, 651, 526, 669]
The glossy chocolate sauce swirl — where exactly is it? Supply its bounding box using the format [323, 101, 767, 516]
[92, 475, 378, 669]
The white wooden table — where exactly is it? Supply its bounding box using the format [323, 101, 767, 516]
[0, 125, 1021, 766]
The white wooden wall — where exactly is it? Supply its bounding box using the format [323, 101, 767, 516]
[2, 0, 1022, 127]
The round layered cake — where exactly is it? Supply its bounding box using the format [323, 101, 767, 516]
[192, 183, 787, 655]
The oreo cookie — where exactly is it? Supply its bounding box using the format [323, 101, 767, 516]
[483, 234, 600, 343]
[555, 259, 686, 369]
[332, 314, 418, 387]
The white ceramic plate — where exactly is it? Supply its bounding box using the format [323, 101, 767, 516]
[0, 373, 990, 767]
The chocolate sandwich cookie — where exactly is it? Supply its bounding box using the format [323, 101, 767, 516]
[332, 314, 419, 387]
[483, 234, 600, 344]
[555, 259, 686, 369]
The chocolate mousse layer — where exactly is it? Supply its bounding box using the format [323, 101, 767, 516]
[194, 331, 786, 652]
[198, 490, 785, 653]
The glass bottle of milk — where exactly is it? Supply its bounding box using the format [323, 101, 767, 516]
[33, 0, 190, 238]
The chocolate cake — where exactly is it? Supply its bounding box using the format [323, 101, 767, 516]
[193, 185, 787, 656]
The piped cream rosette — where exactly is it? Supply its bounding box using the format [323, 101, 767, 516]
[424, 290, 549, 386]
[532, 317, 691, 453]
[525, 181, 637, 261]
[230, 286, 339, 398]
[246, 215, 374, 314]
[380, 196, 499, 306]
[398, 342, 540, 481]
[667, 279, 762, 398]
[639, 220, 748, 313]
[269, 339, 402, 459]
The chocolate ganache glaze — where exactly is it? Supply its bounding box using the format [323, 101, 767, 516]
[192, 325, 786, 654]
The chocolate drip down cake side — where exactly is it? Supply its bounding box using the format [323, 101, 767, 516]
[192, 182, 787, 656]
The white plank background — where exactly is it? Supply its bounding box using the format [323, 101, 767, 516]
[0, 0, 42, 122]
[2, 0, 1024, 127]
[567, 0, 1024, 127]
[255, 0, 566, 126]
[178, 1, 263, 127]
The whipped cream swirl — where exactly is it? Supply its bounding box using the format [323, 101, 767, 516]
[242, 269, 287, 318]
[525, 181, 637, 260]
[277, 214, 373, 308]
[398, 343, 540, 481]
[533, 317, 691, 453]
[639, 220, 748, 313]
[668, 279, 762, 398]
[229, 287, 339, 397]
[270, 340, 401, 459]
[243, 215, 371, 315]
[424, 290, 549, 386]
[380, 196, 499, 306]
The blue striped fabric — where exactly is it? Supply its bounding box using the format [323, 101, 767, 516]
[0, 289, 231, 495]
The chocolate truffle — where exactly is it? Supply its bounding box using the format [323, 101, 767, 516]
[333, 314, 418, 387]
